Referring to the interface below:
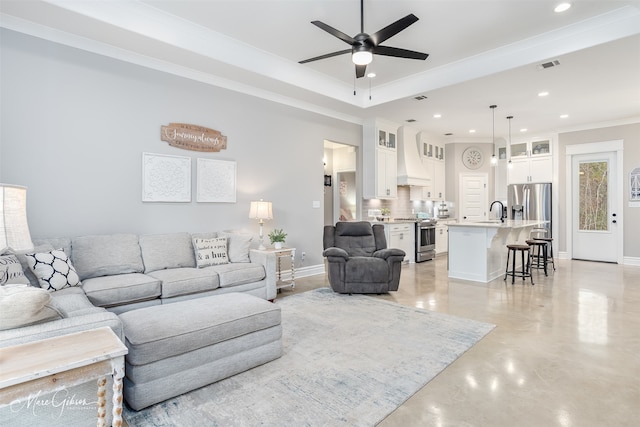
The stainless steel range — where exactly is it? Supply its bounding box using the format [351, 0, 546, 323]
[416, 220, 436, 262]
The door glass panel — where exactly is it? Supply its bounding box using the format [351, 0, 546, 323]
[579, 161, 608, 231]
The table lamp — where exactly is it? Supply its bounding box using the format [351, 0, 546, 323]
[0, 184, 34, 251]
[249, 199, 272, 250]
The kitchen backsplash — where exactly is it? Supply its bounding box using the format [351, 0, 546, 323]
[361, 186, 455, 219]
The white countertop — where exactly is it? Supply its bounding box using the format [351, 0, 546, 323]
[448, 219, 548, 229]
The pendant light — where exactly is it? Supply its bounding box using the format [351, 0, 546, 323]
[507, 115, 514, 169]
[490, 105, 497, 166]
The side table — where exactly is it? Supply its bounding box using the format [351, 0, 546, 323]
[0, 326, 128, 427]
[256, 247, 296, 292]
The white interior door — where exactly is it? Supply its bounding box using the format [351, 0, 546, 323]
[459, 174, 488, 222]
[572, 152, 619, 262]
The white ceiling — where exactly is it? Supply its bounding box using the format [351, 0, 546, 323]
[2, 0, 639, 140]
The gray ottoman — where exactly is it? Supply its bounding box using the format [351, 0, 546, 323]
[119, 292, 282, 410]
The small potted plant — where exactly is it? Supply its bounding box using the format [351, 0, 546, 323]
[268, 228, 287, 249]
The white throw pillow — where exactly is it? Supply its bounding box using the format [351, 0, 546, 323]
[219, 231, 253, 263]
[0, 284, 63, 330]
[0, 254, 30, 286]
[25, 249, 82, 291]
[193, 237, 229, 268]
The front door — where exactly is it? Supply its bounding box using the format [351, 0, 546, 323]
[571, 152, 619, 262]
[459, 174, 488, 222]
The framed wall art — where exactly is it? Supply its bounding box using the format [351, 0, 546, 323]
[196, 158, 236, 203]
[142, 152, 191, 202]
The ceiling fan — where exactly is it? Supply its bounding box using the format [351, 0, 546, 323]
[299, 0, 429, 78]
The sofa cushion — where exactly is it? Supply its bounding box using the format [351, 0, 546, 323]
[25, 249, 82, 291]
[207, 263, 266, 288]
[0, 284, 64, 330]
[219, 231, 253, 263]
[148, 268, 220, 299]
[0, 254, 30, 286]
[48, 286, 105, 317]
[119, 293, 281, 366]
[71, 234, 144, 280]
[139, 233, 195, 273]
[82, 273, 161, 308]
[192, 237, 228, 268]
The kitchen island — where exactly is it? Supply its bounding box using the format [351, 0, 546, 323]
[447, 220, 548, 283]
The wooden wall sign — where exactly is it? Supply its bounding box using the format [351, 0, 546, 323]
[160, 123, 227, 152]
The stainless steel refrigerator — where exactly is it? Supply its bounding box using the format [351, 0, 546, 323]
[507, 183, 552, 236]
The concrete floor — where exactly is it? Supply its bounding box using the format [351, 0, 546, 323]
[278, 255, 640, 426]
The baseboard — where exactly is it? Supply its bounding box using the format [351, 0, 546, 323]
[558, 251, 570, 260]
[623, 257, 640, 267]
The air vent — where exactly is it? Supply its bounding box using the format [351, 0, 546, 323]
[406, 119, 416, 123]
[538, 60, 560, 70]
[413, 95, 428, 101]
[444, 133, 453, 136]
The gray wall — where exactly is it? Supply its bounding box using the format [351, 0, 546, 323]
[557, 123, 640, 258]
[0, 29, 361, 268]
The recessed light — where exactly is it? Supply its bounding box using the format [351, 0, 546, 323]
[538, 91, 549, 97]
[433, 114, 442, 118]
[554, 3, 571, 13]
[520, 128, 528, 133]
[560, 114, 569, 119]
[367, 72, 376, 78]
[469, 129, 476, 133]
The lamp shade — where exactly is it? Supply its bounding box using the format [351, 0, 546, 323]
[0, 184, 33, 251]
[249, 200, 273, 220]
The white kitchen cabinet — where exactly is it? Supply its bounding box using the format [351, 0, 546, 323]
[435, 224, 448, 254]
[385, 223, 414, 263]
[508, 137, 553, 184]
[433, 160, 446, 200]
[363, 118, 399, 199]
[508, 156, 552, 183]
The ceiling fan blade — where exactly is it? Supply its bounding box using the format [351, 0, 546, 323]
[311, 21, 355, 45]
[299, 49, 352, 64]
[374, 45, 429, 60]
[355, 64, 367, 78]
[370, 14, 419, 45]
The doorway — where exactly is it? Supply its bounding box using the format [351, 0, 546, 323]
[566, 141, 623, 263]
[459, 173, 488, 222]
[324, 141, 359, 225]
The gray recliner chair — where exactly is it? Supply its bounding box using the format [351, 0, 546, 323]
[323, 221, 406, 294]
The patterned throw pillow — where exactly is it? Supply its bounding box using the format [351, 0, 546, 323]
[0, 254, 30, 286]
[25, 249, 82, 291]
[193, 237, 229, 268]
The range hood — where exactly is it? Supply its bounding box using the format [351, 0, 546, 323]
[397, 126, 431, 186]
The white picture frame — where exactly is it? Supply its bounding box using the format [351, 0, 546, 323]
[142, 152, 191, 202]
[197, 158, 236, 203]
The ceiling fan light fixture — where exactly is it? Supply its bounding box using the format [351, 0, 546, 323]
[352, 49, 373, 65]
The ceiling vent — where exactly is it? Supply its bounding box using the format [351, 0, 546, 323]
[406, 119, 416, 123]
[413, 95, 428, 101]
[538, 60, 560, 70]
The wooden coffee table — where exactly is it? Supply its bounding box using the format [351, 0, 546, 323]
[0, 326, 128, 427]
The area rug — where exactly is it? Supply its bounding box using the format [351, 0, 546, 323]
[123, 288, 495, 426]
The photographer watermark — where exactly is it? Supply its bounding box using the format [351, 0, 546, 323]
[9, 387, 97, 419]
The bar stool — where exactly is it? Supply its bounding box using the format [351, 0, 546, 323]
[535, 237, 556, 271]
[526, 239, 548, 276]
[504, 244, 533, 285]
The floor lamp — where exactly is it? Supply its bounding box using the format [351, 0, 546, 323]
[0, 184, 34, 251]
[249, 199, 272, 250]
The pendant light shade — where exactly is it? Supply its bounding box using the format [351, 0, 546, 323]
[490, 105, 497, 166]
[0, 184, 33, 251]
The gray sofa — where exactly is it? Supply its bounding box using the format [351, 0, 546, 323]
[0, 231, 279, 424]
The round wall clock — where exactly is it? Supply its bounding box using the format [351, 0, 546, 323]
[462, 147, 484, 169]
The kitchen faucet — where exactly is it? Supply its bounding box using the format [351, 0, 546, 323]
[490, 200, 505, 222]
